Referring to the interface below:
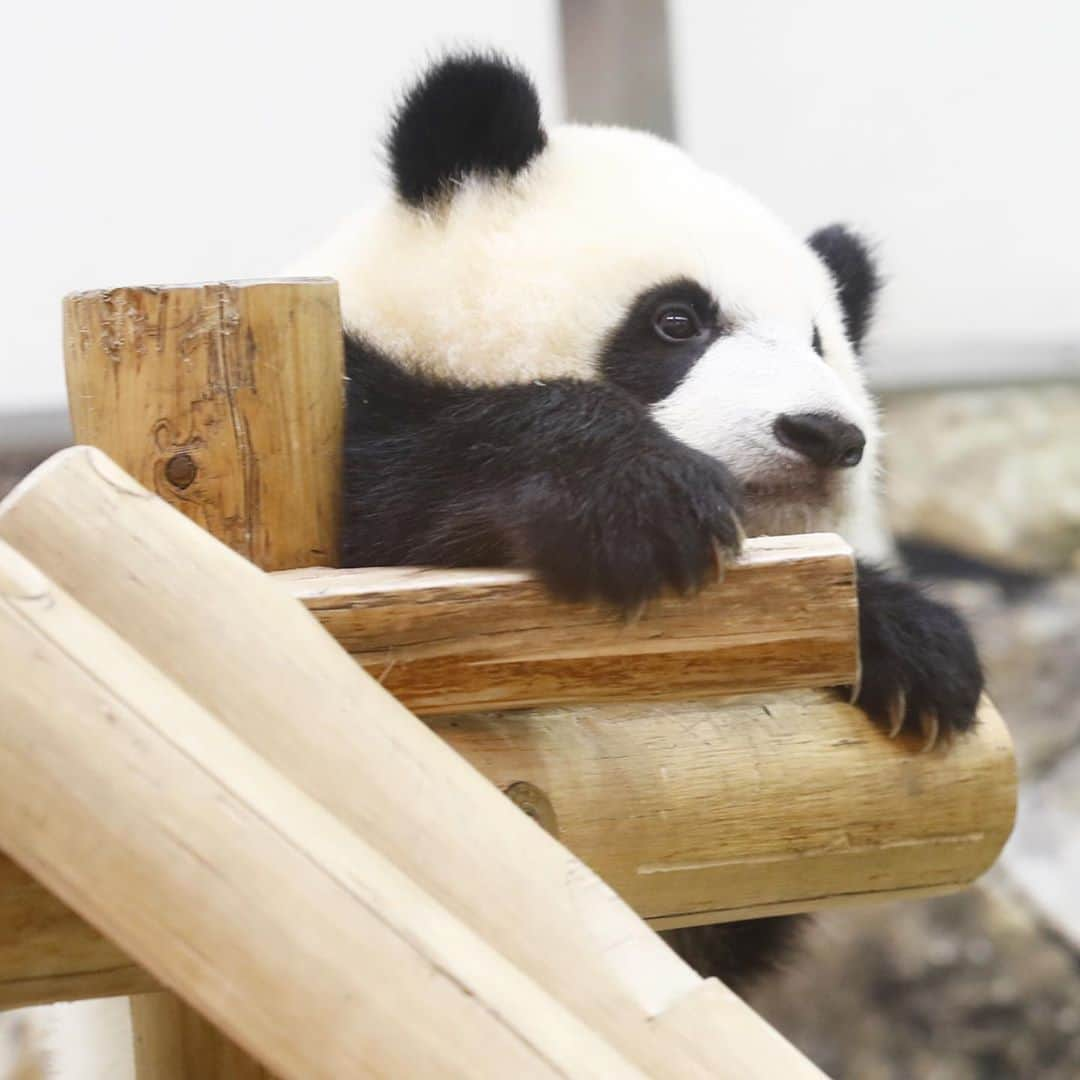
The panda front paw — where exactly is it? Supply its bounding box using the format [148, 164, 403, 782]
[853, 562, 983, 750]
[513, 440, 743, 613]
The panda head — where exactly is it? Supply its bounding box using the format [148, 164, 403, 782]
[311, 52, 884, 542]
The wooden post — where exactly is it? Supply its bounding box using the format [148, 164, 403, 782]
[64, 278, 344, 570]
[63, 280, 345, 1077]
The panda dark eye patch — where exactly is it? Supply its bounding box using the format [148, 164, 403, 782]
[599, 278, 724, 404]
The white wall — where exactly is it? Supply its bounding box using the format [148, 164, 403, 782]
[0, 1, 562, 414]
[6, 2, 1078, 415]
[670, 0, 1080, 385]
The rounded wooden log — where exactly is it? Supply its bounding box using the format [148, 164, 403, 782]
[64, 279, 344, 570]
[432, 690, 1015, 926]
[0, 540, 647, 1080]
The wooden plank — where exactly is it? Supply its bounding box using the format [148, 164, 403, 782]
[277, 532, 859, 715]
[0, 539, 646, 1080]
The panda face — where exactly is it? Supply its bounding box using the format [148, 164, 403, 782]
[296, 53, 884, 546]
[597, 269, 876, 539]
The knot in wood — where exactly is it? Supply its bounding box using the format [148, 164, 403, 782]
[504, 781, 558, 838]
[164, 453, 197, 490]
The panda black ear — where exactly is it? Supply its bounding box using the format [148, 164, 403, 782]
[808, 224, 881, 352]
[386, 52, 547, 208]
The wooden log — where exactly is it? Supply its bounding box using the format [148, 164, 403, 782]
[276, 531, 858, 715]
[432, 690, 1016, 926]
[0, 451, 1016, 1006]
[64, 278, 345, 1075]
[63, 279, 344, 570]
[0, 540, 649, 1080]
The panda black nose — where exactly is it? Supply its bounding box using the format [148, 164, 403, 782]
[773, 412, 866, 469]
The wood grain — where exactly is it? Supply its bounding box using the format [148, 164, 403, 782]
[64, 279, 344, 570]
[277, 531, 858, 715]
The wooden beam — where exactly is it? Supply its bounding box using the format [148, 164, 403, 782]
[277, 531, 859, 715]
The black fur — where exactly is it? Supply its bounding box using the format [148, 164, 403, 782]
[342, 335, 742, 611]
[853, 562, 984, 742]
[807, 224, 881, 351]
[662, 915, 806, 994]
[599, 278, 725, 404]
[386, 52, 547, 207]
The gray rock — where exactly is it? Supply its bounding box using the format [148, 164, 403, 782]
[750, 887, 1080, 1080]
[881, 383, 1080, 574]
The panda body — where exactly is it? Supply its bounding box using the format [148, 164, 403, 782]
[28, 53, 987, 1080]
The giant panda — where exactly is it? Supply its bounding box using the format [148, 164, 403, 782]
[291, 51, 985, 989]
[25, 51, 985, 1080]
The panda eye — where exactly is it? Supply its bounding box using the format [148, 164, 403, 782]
[653, 303, 704, 343]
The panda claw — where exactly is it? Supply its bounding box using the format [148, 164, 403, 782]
[920, 711, 941, 753]
[710, 539, 728, 583]
[887, 691, 906, 738]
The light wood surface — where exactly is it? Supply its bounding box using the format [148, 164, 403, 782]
[0, 540, 649, 1080]
[63, 279, 344, 570]
[653, 979, 827, 1079]
[276, 532, 858, 714]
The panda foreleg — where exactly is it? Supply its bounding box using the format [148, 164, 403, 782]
[343, 354, 744, 614]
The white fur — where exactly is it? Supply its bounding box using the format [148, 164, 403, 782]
[293, 122, 889, 556]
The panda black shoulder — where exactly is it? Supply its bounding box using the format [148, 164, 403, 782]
[385, 51, 547, 208]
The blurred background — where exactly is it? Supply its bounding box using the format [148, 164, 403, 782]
[2, 2, 1078, 1077]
